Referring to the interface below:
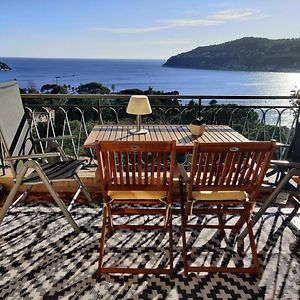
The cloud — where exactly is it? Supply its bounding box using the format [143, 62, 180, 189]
[94, 18, 220, 34]
[161, 19, 223, 28]
[94, 8, 262, 34]
[96, 26, 167, 33]
[160, 8, 260, 28]
[208, 9, 257, 21]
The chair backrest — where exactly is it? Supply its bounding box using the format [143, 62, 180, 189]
[0, 81, 34, 175]
[96, 140, 177, 196]
[188, 141, 276, 198]
[287, 122, 300, 163]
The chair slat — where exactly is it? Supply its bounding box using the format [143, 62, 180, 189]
[124, 152, 130, 185]
[157, 152, 162, 185]
[237, 151, 252, 186]
[215, 152, 225, 186]
[151, 151, 155, 185]
[231, 152, 245, 185]
[225, 151, 238, 186]
[117, 151, 124, 185]
[137, 151, 142, 185]
[131, 151, 136, 185]
[110, 151, 118, 185]
[162, 152, 168, 185]
[207, 152, 218, 185]
[144, 152, 149, 185]
[244, 151, 259, 185]
[201, 152, 211, 186]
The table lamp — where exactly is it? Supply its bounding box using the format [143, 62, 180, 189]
[126, 95, 152, 134]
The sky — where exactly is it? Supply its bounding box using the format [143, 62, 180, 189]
[1, 0, 300, 59]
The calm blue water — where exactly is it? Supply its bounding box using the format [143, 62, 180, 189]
[1, 57, 300, 106]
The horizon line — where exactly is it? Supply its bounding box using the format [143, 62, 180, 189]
[1, 56, 167, 61]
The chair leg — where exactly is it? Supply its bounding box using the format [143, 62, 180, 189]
[181, 208, 189, 276]
[217, 205, 225, 237]
[74, 174, 93, 202]
[31, 162, 80, 233]
[0, 164, 29, 224]
[232, 203, 252, 235]
[98, 205, 108, 275]
[68, 175, 93, 210]
[247, 220, 261, 277]
[0, 144, 5, 175]
[239, 168, 299, 240]
[106, 203, 114, 238]
[185, 200, 192, 221]
[179, 178, 185, 218]
[168, 210, 174, 275]
[67, 187, 82, 210]
[15, 186, 32, 204]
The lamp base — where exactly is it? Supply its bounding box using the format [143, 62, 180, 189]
[129, 128, 149, 135]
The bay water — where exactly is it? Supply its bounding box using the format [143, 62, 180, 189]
[1, 57, 300, 106]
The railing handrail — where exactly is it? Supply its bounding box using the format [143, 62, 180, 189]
[24, 104, 298, 109]
[21, 93, 296, 101]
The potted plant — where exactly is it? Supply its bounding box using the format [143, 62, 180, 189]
[189, 115, 206, 136]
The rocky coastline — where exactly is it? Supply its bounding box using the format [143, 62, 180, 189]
[0, 61, 11, 71]
[163, 37, 300, 73]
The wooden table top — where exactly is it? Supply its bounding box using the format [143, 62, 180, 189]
[83, 124, 249, 152]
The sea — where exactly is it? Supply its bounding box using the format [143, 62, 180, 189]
[1, 57, 300, 106]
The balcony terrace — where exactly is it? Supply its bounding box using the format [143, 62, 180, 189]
[0, 93, 299, 299]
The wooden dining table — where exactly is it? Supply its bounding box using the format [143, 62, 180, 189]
[83, 124, 249, 153]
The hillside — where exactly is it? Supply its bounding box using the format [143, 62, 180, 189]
[163, 37, 300, 72]
[0, 61, 11, 71]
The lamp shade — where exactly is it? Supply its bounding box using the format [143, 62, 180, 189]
[126, 95, 152, 115]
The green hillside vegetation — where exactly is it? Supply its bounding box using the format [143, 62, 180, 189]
[20, 81, 292, 157]
[163, 37, 300, 72]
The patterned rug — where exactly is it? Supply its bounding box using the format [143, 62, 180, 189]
[0, 203, 299, 300]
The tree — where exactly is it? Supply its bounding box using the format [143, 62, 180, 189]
[40, 84, 67, 94]
[290, 87, 300, 107]
[76, 82, 110, 94]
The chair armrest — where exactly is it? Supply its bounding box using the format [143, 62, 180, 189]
[4, 152, 61, 161]
[33, 136, 77, 142]
[270, 160, 300, 168]
[275, 142, 290, 148]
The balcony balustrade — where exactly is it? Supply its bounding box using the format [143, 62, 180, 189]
[21, 94, 299, 160]
[0, 93, 299, 172]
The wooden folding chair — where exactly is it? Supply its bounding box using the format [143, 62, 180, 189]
[96, 140, 177, 275]
[181, 141, 275, 277]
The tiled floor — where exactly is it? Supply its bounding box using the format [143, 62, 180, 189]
[0, 202, 299, 299]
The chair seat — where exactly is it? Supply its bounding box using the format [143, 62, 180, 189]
[23, 160, 85, 184]
[191, 190, 248, 201]
[108, 190, 167, 200]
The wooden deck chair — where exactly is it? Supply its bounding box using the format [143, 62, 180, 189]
[181, 141, 275, 277]
[96, 140, 177, 275]
[0, 81, 92, 233]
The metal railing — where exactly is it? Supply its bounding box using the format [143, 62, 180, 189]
[7, 94, 300, 165]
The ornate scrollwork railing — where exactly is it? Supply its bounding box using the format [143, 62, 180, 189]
[19, 94, 299, 164]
